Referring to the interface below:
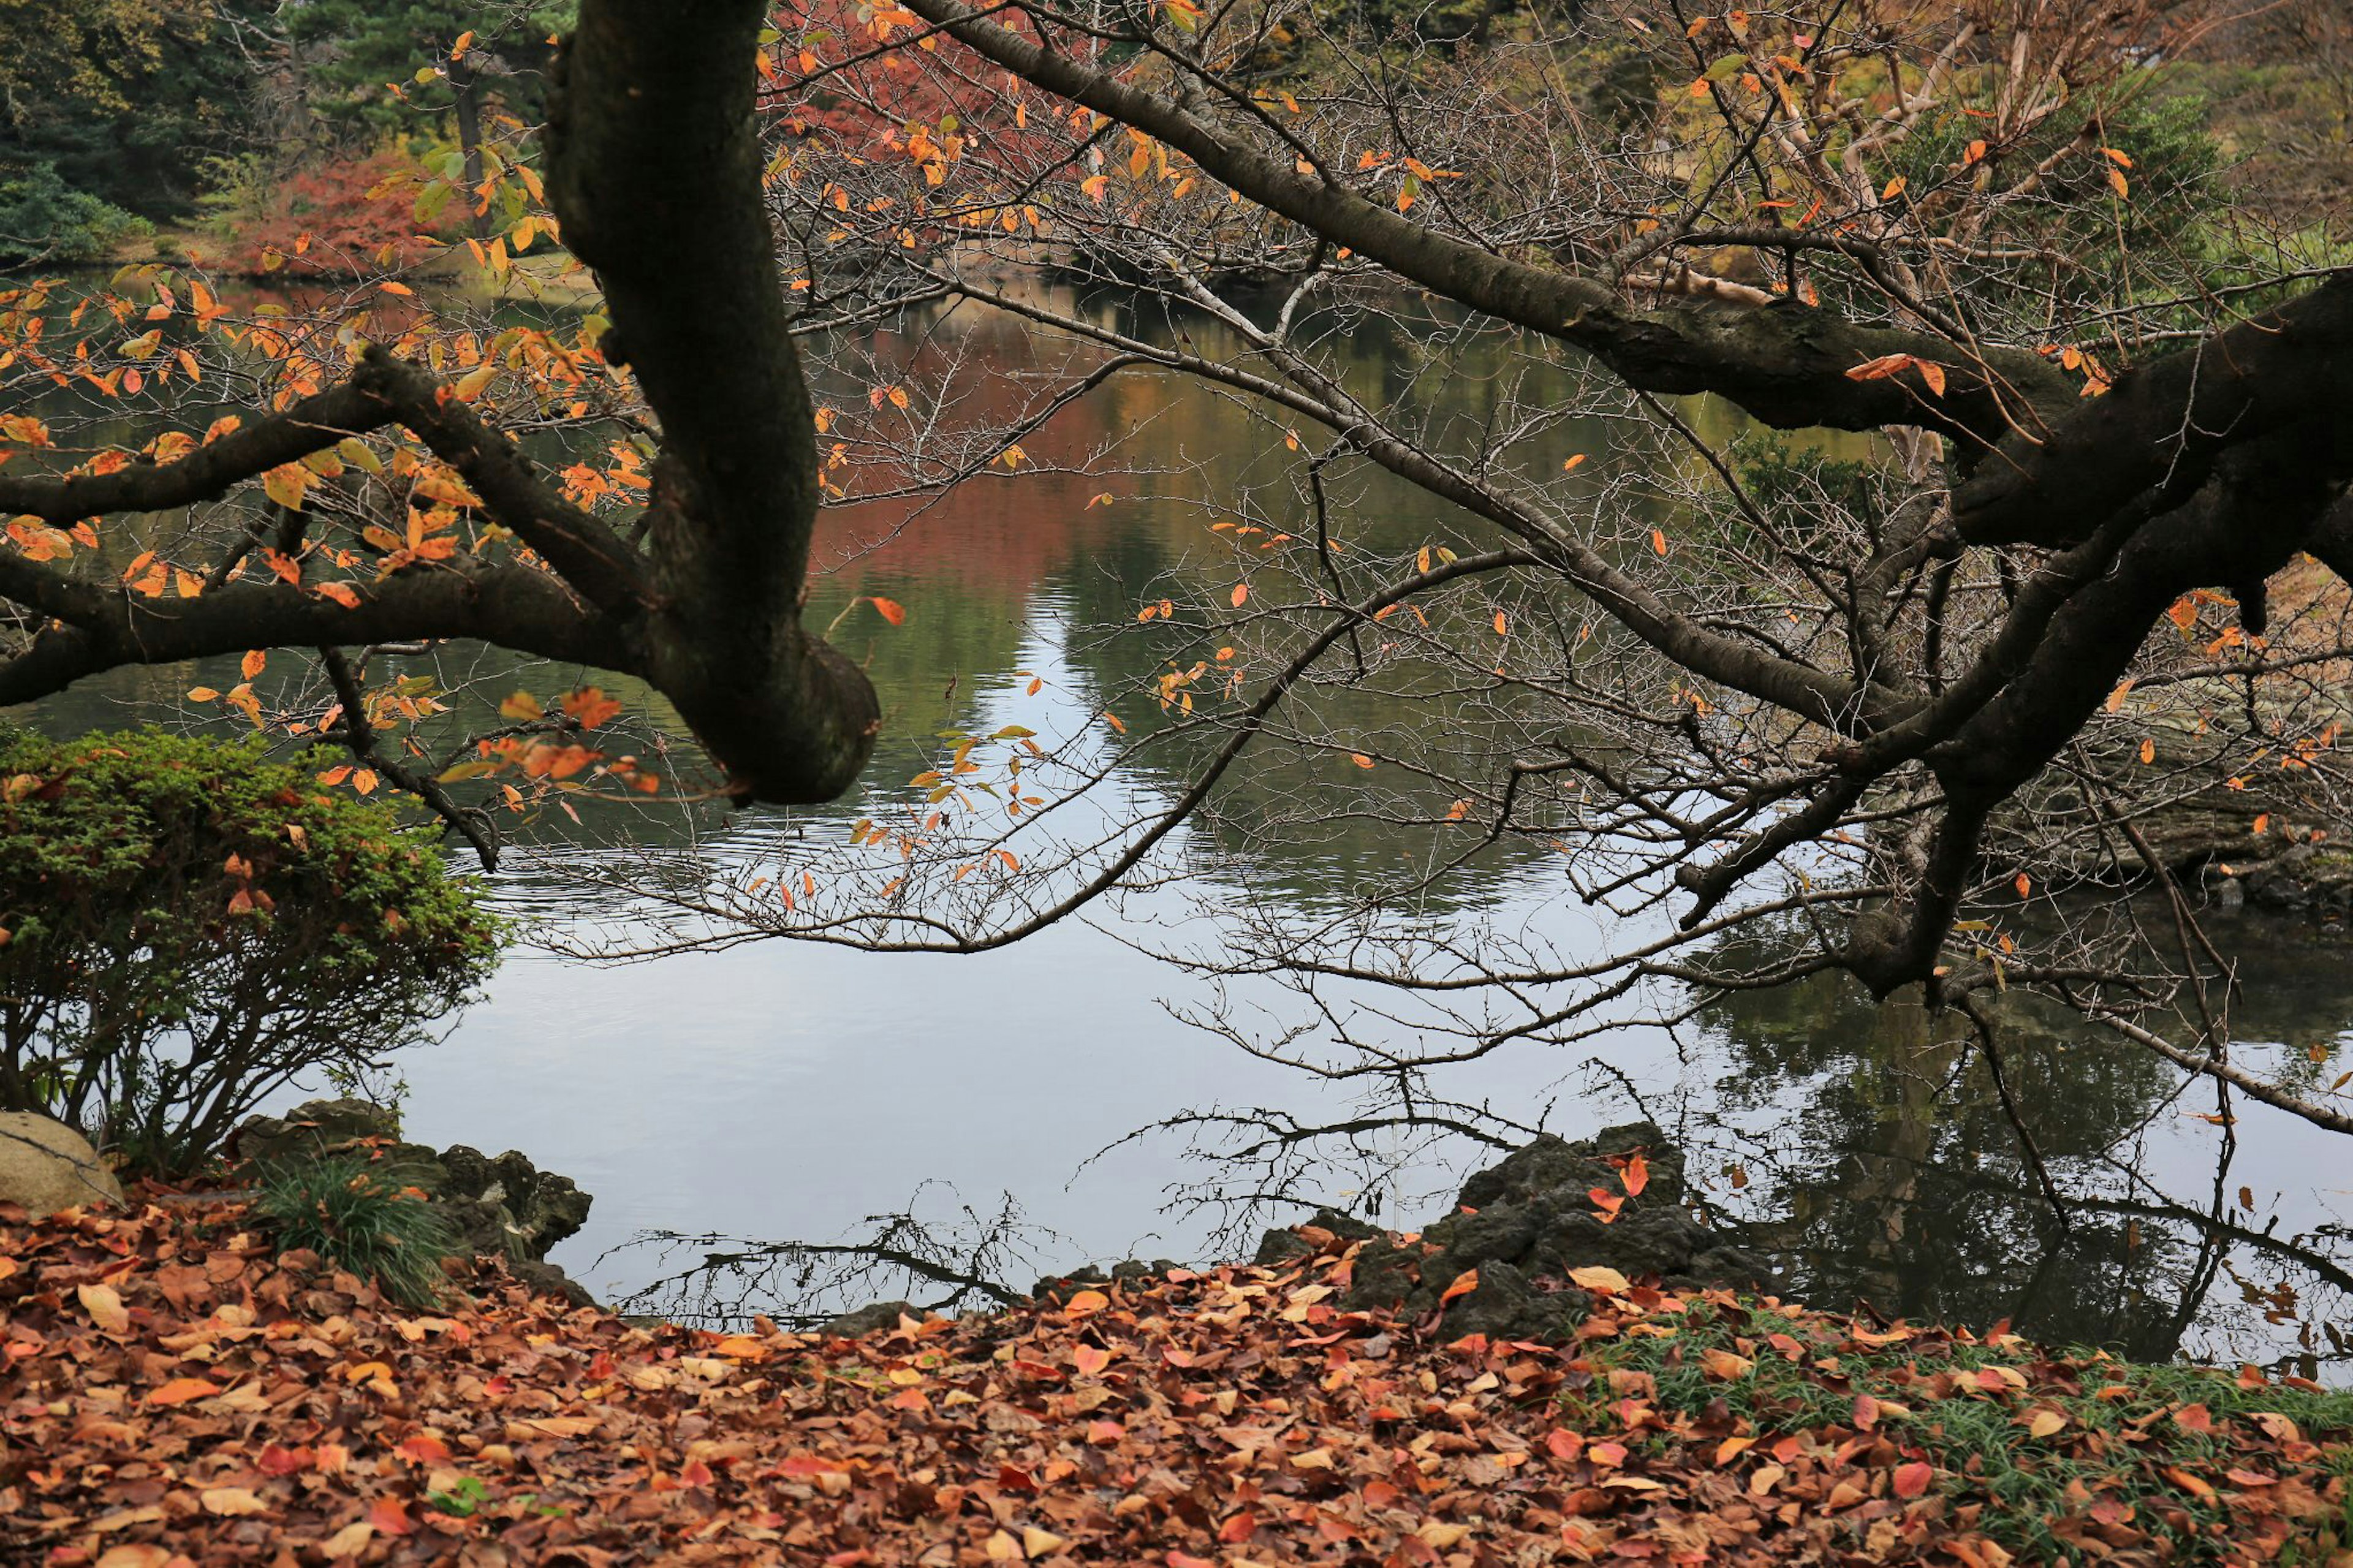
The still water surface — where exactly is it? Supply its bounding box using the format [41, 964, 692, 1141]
[21, 287, 2352, 1373]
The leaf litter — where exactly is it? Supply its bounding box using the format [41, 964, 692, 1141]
[6, 1202, 2352, 1565]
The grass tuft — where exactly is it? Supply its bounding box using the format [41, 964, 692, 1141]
[250, 1154, 463, 1309]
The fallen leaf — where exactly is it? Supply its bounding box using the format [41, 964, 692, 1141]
[78, 1281, 129, 1334]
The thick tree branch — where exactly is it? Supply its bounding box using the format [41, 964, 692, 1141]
[894, 0, 2072, 442]
[0, 565, 618, 707]
[546, 0, 880, 802]
[1952, 271, 2353, 547]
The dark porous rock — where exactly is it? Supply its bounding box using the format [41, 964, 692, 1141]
[1254, 1208, 1384, 1266]
[819, 1300, 921, 1338]
[233, 1100, 593, 1299]
[1260, 1123, 1781, 1344]
[423, 1144, 592, 1264]
[1033, 1259, 1183, 1303]
[232, 1097, 403, 1164]
[508, 1259, 597, 1310]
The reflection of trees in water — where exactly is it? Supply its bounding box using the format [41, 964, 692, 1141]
[603, 1185, 1055, 1331]
[1687, 917, 2353, 1373]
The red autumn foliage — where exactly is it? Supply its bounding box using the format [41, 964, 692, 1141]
[4, 1198, 2351, 1565]
[211, 153, 444, 279]
[761, 0, 1072, 172]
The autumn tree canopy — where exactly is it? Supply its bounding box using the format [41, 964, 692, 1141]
[2, 0, 2349, 1137]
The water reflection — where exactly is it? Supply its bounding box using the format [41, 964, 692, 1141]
[8, 284, 2350, 1373]
[1689, 917, 2353, 1376]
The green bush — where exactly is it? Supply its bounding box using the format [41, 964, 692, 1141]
[251, 1154, 464, 1307]
[0, 727, 506, 1175]
[0, 162, 148, 269]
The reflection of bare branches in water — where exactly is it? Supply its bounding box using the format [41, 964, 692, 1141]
[1086, 992, 2353, 1379]
[1083, 1070, 1637, 1263]
[602, 1184, 1056, 1331]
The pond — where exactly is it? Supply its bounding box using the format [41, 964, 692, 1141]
[15, 280, 2352, 1376]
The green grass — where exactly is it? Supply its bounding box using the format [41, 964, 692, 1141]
[250, 1154, 464, 1309]
[1561, 1298, 2353, 1564]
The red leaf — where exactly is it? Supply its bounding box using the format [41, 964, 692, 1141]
[257, 1444, 311, 1477]
[1438, 1267, 1480, 1303]
[1621, 1152, 1649, 1197]
[1892, 1461, 1933, 1499]
[368, 1496, 415, 1537]
[868, 596, 907, 626]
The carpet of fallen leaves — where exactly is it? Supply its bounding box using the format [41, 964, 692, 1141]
[7, 1198, 2353, 1567]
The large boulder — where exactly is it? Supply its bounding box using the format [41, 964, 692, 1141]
[0, 1113, 124, 1218]
[1259, 1123, 1781, 1344]
[232, 1099, 593, 1303]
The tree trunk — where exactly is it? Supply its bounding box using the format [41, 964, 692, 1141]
[452, 64, 489, 242]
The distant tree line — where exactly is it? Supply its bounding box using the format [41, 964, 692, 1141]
[0, 0, 570, 267]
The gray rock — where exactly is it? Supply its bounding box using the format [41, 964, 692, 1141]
[0, 1113, 124, 1218]
[232, 1097, 402, 1164]
[819, 1299, 920, 1338]
[1268, 1123, 1782, 1344]
[1254, 1208, 1382, 1265]
[233, 1100, 591, 1274]
[423, 1145, 591, 1264]
[1033, 1257, 1183, 1302]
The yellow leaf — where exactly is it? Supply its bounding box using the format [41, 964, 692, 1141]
[201, 1487, 270, 1517]
[453, 363, 498, 403]
[187, 686, 221, 703]
[2104, 678, 2134, 713]
[241, 650, 267, 681]
[500, 691, 542, 721]
[1567, 1265, 1631, 1294]
[2026, 1408, 2069, 1438]
[262, 464, 309, 511]
[321, 1523, 374, 1558]
[1700, 1347, 1754, 1379]
[78, 1282, 129, 1334]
